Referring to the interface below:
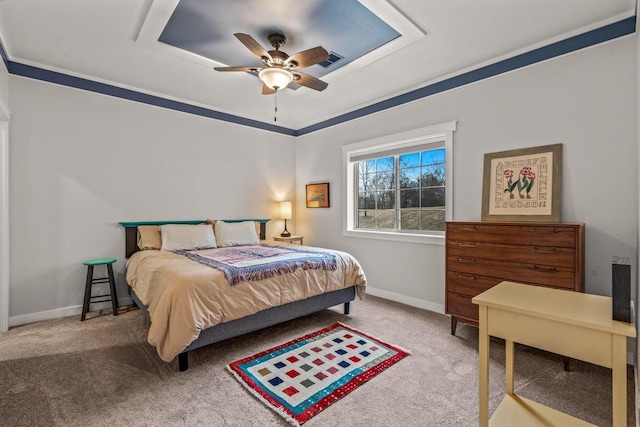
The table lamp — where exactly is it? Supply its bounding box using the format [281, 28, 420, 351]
[280, 201, 292, 237]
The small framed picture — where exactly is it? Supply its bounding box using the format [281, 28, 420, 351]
[306, 183, 330, 208]
[481, 144, 562, 222]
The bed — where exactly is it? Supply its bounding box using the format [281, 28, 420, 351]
[120, 219, 366, 371]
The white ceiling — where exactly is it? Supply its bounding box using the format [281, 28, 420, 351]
[0, 0, 635, 130]
[156, 0, 404, 82]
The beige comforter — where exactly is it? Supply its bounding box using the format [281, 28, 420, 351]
[126, 243, 366, 362]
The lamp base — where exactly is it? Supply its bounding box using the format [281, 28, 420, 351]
[281, 218, 291, 237]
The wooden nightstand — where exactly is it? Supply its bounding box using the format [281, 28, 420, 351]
[273, 236, 304, 245]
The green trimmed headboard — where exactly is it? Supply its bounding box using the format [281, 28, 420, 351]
[119, 219, 270, 258]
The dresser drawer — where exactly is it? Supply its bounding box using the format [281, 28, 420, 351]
[446, 240, 575, 268]
[445, 221, 584, 332]
[446, 292, 478, 322]
[446, 223, 578, 248]
[447, 255, 576, 289]
[446, 271, 501, 296]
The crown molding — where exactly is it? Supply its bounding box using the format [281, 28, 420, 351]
[2, 16, 635, 137]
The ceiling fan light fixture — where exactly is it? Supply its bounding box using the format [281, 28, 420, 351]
[217, 33, 329, 94]
[259, 67, 294, 90]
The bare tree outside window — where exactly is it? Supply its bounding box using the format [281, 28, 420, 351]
[358, 157, 395, 229]
[357, 148, 446, 232]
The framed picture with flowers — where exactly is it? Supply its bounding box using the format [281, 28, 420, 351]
[481, 144, 562, 222]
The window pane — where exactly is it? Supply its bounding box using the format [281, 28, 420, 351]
[358, 192, 375, 210]
[358, 174, 367, 192]
[375, 210, 395, 229]
[374, 171, 395, 190]
[422, 148, 445, 166]
[353, 145, 447, 233]
[358, 173, 376, 192]
[376, 157, 394, 172]
[400, 167, 420, 188]
[421, 165, 445, 187]
[362, 160, 376, 172]
[420, 209, 445, 231]
[357, 209, 376, 228]
[377, 191, 395, 209]
[400, 189, 420, 208]
[400, 208, 420, 230]
[421, 187, 445, 208]
[400, 152, 420, 168]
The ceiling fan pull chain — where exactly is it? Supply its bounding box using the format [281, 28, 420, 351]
[274, 90, 278, 122]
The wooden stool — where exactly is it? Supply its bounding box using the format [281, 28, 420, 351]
[81, 258, 118, 321]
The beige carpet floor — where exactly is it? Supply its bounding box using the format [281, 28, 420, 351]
[0, 296, 635, 426]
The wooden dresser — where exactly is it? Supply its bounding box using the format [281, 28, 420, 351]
[445, 221, 585, 334]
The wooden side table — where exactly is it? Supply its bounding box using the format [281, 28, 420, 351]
[273, 236, 304, 245]
[473, 281, 635, 427]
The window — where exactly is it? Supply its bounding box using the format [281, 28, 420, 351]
[343, 122, 456, 244]
[356, 147, 446, 231]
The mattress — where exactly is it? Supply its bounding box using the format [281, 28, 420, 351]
[126, 243, 367, 361]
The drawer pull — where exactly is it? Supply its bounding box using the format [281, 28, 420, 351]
[532, 227, 562, 234]
[458, 242, 478, 248]
[457, 257, 476, 264]
[458, 273, 476, 280]
[458, 225, 478, 231]
[533, 265, 558, 272]
[534, 247, 558, 254]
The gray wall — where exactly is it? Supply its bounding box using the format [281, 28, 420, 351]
[5, 34, 638, 326]
[636, 27, 640, 369]
[8, 76, 296, 321]
[0, 58, 8, 104]
[0, 58, 8, 333]
[296, 36, 638, 310]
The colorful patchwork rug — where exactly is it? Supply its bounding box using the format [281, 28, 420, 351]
[227, 323, 410, 426]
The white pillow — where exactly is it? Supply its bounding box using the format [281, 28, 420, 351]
[214, 221, 260, 247]
[159, 224, 217, 251]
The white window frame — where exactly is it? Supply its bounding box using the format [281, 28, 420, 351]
[342, 121, 456, 245]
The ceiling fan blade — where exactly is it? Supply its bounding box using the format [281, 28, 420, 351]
[213, 66, 260, 72]
[234, 33, 272, 61]
[262, 84, 276, 95]
[285, 46, 329, 69]
[293, 72, 328, 91]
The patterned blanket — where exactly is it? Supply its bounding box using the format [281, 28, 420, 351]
[175, 244, 337, 285]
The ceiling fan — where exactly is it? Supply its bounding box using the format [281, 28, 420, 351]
[214, 32, 330, 95]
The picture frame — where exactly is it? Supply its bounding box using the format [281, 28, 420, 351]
[306, 183, 330, 208]
[481, 143, 562, 222]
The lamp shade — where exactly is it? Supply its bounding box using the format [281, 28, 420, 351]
[280, 201, 292, 220]
[259, 67, 294, 90]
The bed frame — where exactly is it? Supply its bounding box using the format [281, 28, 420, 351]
[119, 220, 356, 371]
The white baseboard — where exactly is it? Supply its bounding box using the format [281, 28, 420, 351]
[8, 296, 133, 328]
[366, 286, 445, 314]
